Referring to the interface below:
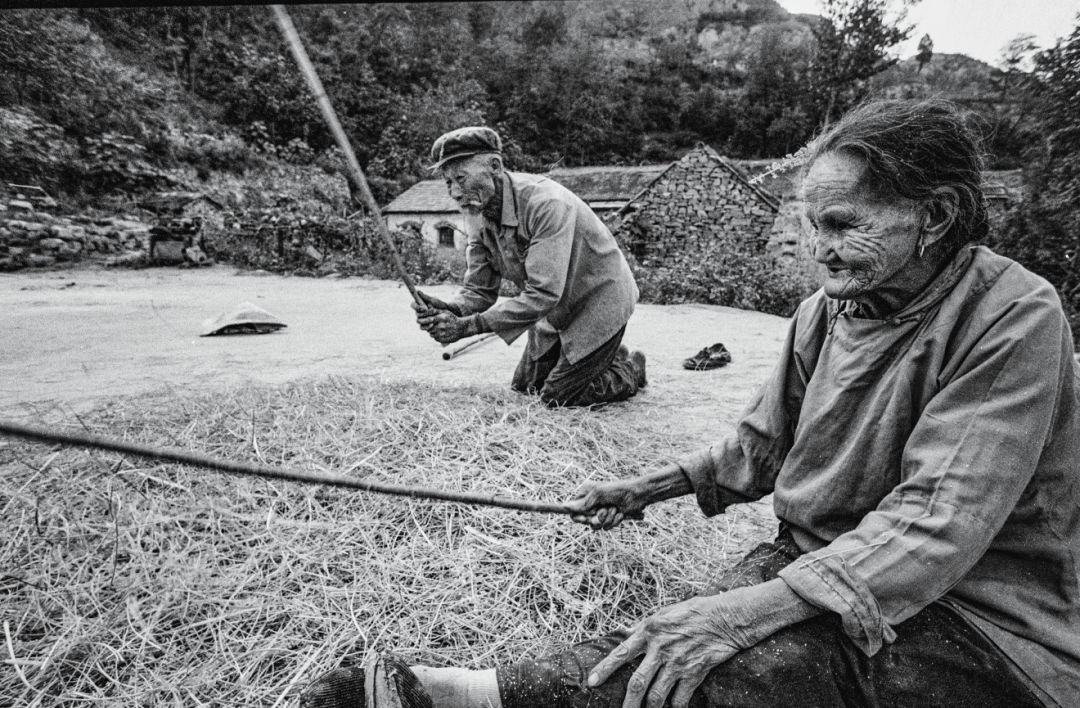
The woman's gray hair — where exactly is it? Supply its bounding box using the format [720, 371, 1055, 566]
[803, 98, 988, 248]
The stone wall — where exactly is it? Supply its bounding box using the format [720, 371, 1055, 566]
[613, 146, 778, 268]
[0, 193, 211, 271]
[0, 199, 152, 271]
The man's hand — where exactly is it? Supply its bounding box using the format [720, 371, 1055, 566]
[587, 579, 821, 708]
[417, 310, 473, 344]
[566, 480, 650, 530]
[411, 290, 462, 317]
[589, 594, 742, 708]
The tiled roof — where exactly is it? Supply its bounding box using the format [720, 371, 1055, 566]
[546, 165, 668, 203]
[382, 180, 459, 214]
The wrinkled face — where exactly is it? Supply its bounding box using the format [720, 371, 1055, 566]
[441, 155, 499, 216]
[803, 151, 924, 301]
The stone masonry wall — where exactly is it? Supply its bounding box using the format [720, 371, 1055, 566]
[0, 198, 151, 271]
[0, 192, 212, 271]
[613, 146, 777, 268]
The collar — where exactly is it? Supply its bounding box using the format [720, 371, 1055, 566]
[829, 243, 976, 327]
[488, 171, 518, 230]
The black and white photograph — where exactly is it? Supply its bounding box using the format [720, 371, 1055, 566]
[1, 1, 1078, 706]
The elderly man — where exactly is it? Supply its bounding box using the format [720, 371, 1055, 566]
[412, 127, 645, 408]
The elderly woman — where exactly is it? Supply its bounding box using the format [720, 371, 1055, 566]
[301, 99, 1079, 708]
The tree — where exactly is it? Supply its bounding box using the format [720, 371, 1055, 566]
[997, 33, 1039, 95]
[522, 7, 568, 51]
[915, 33, 932, 72]
[809, 0, 916, 126]
[726, 23, 816, 157]
[1030, 20, 1080, 229]
[988, 16, 1080, 344]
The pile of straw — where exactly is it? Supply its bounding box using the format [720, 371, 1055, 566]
[1, 376, 775, 706]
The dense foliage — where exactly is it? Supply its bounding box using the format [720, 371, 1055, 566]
[986, 19, 1080, 342]
[0, 1, 928, 197]
[1, 3, 1077, 332]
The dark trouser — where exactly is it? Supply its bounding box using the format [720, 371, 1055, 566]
[511, 325, 639, 408]
[497, 528, 1044, 708]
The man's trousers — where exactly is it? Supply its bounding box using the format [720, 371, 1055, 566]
[511, 325, 640, 407]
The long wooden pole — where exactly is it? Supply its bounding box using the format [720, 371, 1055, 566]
[271, 4, 424, 308]
[0, 420, 575, 516]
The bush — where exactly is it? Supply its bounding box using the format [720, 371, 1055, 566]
[207, 208, 457, 284]
[163, 129, 265, 175]
[985, 199, 1080, 348]
[0, 10, 175, 141]
[0, 107, 79, 193]
[632, 258, 808, 317]
[0, 107, 181, 198]
[78, 132, 179, 193]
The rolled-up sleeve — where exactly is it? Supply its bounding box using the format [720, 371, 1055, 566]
[779, 286, 1068, 655]
[476, 196, 573, 336]
[680, 305, 813, 515]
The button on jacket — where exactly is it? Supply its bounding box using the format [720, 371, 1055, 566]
[678, 245, 1080, 707]
[447, 171, 638, 364]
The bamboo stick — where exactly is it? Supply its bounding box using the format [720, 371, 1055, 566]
[442, 332, 499, 361]
[0, 420, 576, 515]
[271, 5, 424, 307]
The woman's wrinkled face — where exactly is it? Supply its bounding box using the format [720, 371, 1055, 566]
[442, 156, 499, 216]
[803, 152, 924, 302]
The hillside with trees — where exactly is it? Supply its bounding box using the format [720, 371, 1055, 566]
[0, 0, 934, 203]
[0, 2, 1077, 335]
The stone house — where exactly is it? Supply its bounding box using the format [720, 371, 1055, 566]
[611, 145, 780, 268]
[381, 180, 474, 250]
[546, 165, 668, 220]
[378, 166, 665, 250]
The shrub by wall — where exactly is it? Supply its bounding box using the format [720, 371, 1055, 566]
[207, 209, 457, 285]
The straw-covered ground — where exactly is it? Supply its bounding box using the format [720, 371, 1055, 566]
[1, 376, 775, 707]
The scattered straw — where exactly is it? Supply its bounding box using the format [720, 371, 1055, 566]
[0, 376, 776, 705]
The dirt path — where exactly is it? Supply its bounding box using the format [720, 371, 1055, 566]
[1, 266, 790, 439]
[1, 263, 787, 541]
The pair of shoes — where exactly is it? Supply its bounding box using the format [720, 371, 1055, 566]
[300, 652, 433, 708]
[630, 349, 647, 388]
[682, 343, 732, 371]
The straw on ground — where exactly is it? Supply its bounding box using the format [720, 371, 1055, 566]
[0, 376, 775, 706]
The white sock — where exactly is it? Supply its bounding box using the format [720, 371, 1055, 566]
[410, 666, 502, 708]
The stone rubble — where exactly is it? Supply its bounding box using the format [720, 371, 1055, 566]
[0, 191, 211, 271]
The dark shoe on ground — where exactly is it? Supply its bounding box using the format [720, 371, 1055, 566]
[682, 343, 732, 371]
[300, 653, 433, 708]
[630, 349, 647, 388]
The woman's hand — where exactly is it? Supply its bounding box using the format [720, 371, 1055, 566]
[566, 464, 695, 531]
[565, 479, 649, 530]
[588, 579, 822, 708]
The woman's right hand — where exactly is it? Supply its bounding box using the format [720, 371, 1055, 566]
[566, 479, 649, 530]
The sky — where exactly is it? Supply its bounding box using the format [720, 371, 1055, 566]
[775, 0, 1080, 67]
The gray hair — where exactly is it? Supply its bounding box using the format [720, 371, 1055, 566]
[803, 99, 988, 249]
